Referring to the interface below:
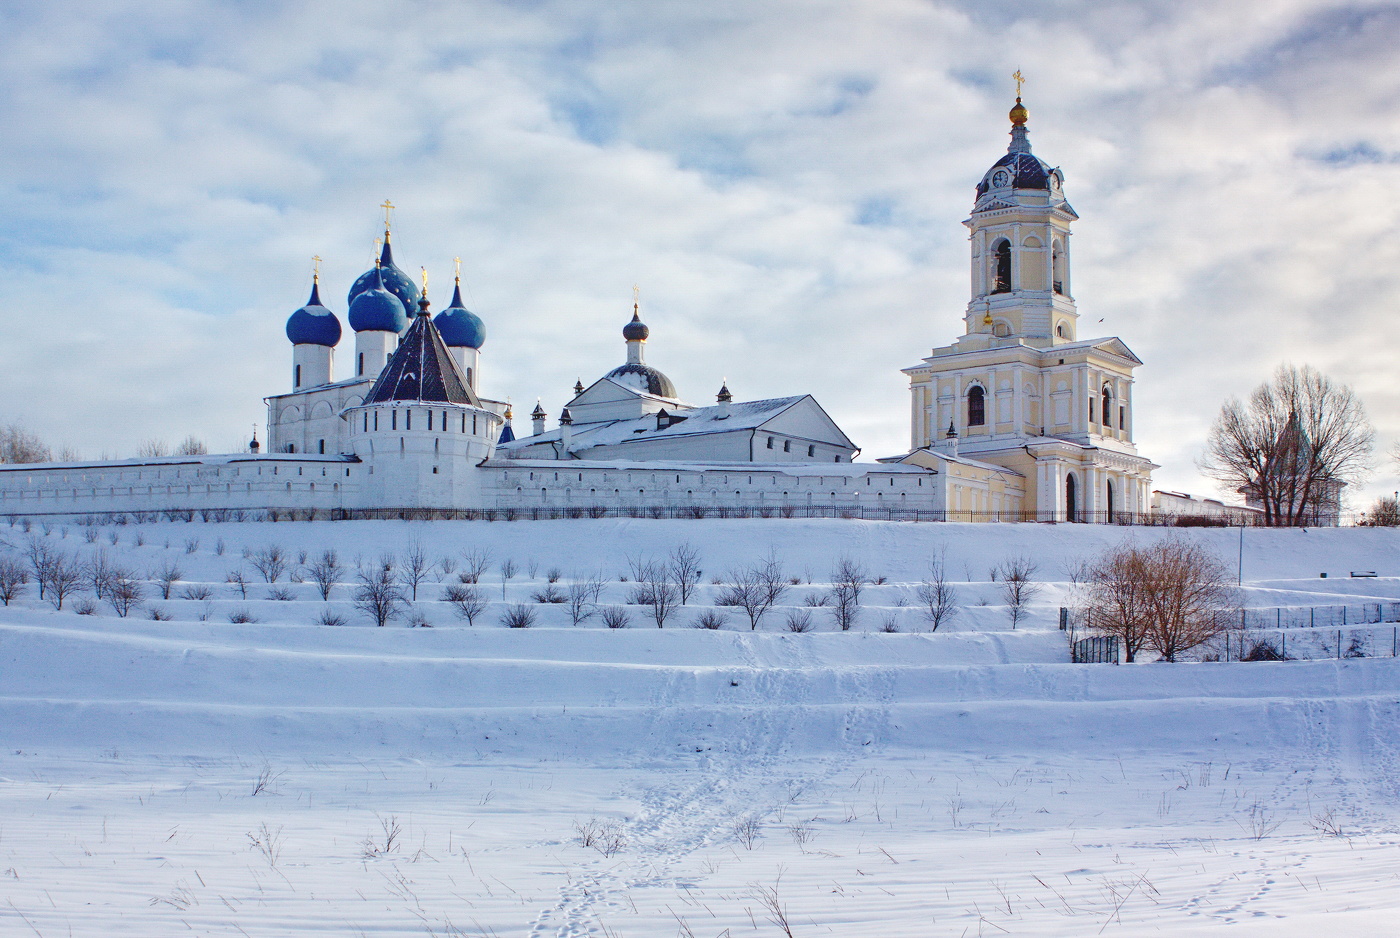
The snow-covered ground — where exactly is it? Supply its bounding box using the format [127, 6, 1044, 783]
[2, 518, 1399, 936]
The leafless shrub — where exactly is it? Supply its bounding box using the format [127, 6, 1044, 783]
[83, 526, 98, 544]
[459, 548, 491, 584]
[398, 537, 430, 601]
[184, 538, 200, 555]
[268, 587, 295, 601]
[566, 574, 607, 626]
[226, 567, 250, 599]
[316, 610, 348, 627]
[107, 574, 143, 616]
[307, 549, 341, 601]
[695, 609, 727, 630]
[803, 592, 829, 607]
[443, 584, 487, 625]
[784, 609, 813, 633]
[73, 598, 98, 615]
[0, 557, 28, 606]
[148, 561, 181, 600]
[601, 605, 630, 629]
[247, 822, 283, 868]
[181, 584, 213, 601]
[531, 585, 565, 604]
[250, 545, 287, 583]
[1309, 808, 1345, 839]
[501, 603, 537, 628]
[732, 814, 761, 849]
[147, 606, 172, 621]
[915, 550, 958, 632]
[669, 542, 702, 605]
[214, 538, 225, 556]
[574, 818, 626, 857]
[354, 563, 404, 627]
[996, 556, 1042, 629]
[251, 763, 282, 796]
[360, 815, 402, 858]
[546, 567, 562, 583]
[228, 608, 258, 624]
[787, 820, 816, 851]
[752, 885, 795, 938]
[406, 610, 433, 628]
[629, 556, 681, 628]
[1238, 802, 1283, 840]
[879, 615, 900, 633]
[435, 555, 457, 579]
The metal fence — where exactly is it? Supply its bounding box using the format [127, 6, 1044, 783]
[1072, 635, 1120, 664]
[1218, 625, 1400, 662]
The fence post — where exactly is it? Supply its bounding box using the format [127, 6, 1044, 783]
[1310, 607, 1314, 629]
[1337, 629, 1342, 660]
[1277, 608, 1281, 628]
[1343, 606, 1347, 626]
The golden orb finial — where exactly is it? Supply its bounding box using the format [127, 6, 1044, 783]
[1009, 70, 1028, 125]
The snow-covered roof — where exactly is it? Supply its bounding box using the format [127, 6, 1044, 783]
[500, 396, 809, 452]
[486, 457, 932, 477]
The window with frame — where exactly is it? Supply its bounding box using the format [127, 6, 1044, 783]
[967, 385, 986, 427]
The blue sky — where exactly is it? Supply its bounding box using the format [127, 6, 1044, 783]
[1, 0, 1397, 504]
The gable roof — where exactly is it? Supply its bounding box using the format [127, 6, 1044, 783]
[363, 309, 483, 407]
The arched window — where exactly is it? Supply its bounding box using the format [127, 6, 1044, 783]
[992, 321, 1010, 337]
[1055, 322, 1067, 339]
[1065, 473, 1078, 522]
[1052, 240, 1066, 294]
[967, 385, 986, 427]
[991, 239, 1011, 293]
[1101, 384, 1112, 426]
[1106, 479, 1116, 524]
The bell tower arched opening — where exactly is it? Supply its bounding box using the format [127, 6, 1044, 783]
[991, 240, 1011, 294]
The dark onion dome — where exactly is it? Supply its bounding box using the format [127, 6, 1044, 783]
[347, 235, 420, 324]
[605, 362, 677, 398]
[285, 280, 342, 347]
[433, 280, 486, 349]
[974, 97, 1064, 200]
[348, 267, 410, 333]
[622, 308, 649, 341]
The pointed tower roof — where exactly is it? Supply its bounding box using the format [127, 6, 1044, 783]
[363, 294, 482, 407]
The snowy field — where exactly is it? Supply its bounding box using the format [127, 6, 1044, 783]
[2, 518, 1399, 936]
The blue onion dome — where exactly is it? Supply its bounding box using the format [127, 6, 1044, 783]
[433, 280, 486, 349]
[622, 308, 649, 341]
[347, 235, 420, 323]
[348, 266, 410, 333]
[285, 279, 342, 346]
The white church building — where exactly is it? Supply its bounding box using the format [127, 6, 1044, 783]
[0, 95, 1154, 523]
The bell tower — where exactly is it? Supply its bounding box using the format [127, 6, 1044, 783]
[961, 90, 1080, 347]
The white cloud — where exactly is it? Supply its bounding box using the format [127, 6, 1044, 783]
[0, 0, 1397, 502]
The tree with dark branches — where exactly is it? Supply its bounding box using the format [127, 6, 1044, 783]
[1201, 364, 1373, 526]
[354, 562, 404, 627]
[668, 543, 702, 605]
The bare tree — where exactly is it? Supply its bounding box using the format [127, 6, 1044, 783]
[997, 556, 1041, 629]
[1361, 495, 1400, 526]
[137, 439, 170, 458]
[42, 552, 82, 610]
[719, 567, 776, 631]
[307, 549, 341, 601]
[1141, 540, 1236, 662]
[668, 543, 702, 605]
[1201, 364, 1373, 526]
[249, 545, 287, 583]
[174, 436, 208, 456]
[0, 557, 27, 605]
[83, 549, 118, 600]
[227, 567, 250, 599]
[566, 573, 607, 626]
[1079, 542, 1153, 663]
[398, 538, 430, 601]
[0, 424, 52, 463]
[499, 558, 517, 600]
[154, 561, 183, 600]
[107, 572, 143, 617]
[443, 584, 486, 625]
[25, 537, 53, 600]
[630, 557, 680, 628]
[828, 557, 868, 631]
[915, 551, 958, 632]
[600, 605, 630, 629]
[756, 549, 790, 610]
[459, 548, 492, 584]
[354, 563, 404, 627]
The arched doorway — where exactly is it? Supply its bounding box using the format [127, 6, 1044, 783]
[1065, 473, 1078, 522]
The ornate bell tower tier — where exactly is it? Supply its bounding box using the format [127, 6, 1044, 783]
[899, 84, 1157, 523]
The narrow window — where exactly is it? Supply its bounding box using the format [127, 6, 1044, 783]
[766, 436, 774, 449]
[391, 410, 397, 430]
[1052, 240, 1065, 294]
[461, 413, 466, 433]
[473, 414, 478, 434]
[426, 410, 433, 431]
[783, 440, 791, 453]
[967, 386, 986, 426]
[808, 445, 815, 457]
[406, 410, 412, 430]
[992, 239, 1011, 293]
[1119, 405, 1126, 431]
[1101, 384, 1112, 426]
[466, 366, 473, 388]
[358, 352, 364, 376]
[363, 413, 368, 432]
[294, 364, 301, 387]
[373, 410, 379, 431]
[318, 439, 325, 454]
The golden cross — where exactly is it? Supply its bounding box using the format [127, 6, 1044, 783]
[373, 238, 381, 266]
[311, 255, 322, 280]
[381, 199, 395, 229]
[1012, 70, 1025, 99]
[454, 256, 462, 281]
[632, 283, 640, 311]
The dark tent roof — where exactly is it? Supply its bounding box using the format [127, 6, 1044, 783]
[363, 307, 483, 408]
